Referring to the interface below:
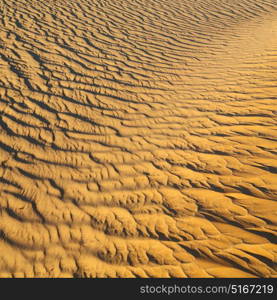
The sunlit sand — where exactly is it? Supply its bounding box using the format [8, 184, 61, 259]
[0, 0, 276, 277]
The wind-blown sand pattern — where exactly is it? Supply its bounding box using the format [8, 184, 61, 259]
[0, 0, 277, 278]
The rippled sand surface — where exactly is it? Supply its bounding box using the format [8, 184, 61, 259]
[0, 0, 277, 278]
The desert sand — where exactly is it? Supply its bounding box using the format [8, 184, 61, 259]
[0, 0, 276, 278]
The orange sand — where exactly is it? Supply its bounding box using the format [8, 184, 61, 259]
[0, 0, 276, 277]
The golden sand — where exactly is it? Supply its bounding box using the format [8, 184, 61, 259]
[0, 0, 276, 277]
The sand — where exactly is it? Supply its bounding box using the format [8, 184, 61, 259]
[0, 0, 276, 278]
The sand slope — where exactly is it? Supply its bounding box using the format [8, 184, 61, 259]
[0, 0, 277, 277]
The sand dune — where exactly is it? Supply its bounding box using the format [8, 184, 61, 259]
[0, 0, 276, 278]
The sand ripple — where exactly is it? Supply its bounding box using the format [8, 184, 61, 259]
[0, 0, 277, 277]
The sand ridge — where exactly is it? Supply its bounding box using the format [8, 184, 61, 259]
[0, 0, 277, 277]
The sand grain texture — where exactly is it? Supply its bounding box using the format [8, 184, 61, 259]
[0, 0, 277, 277]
